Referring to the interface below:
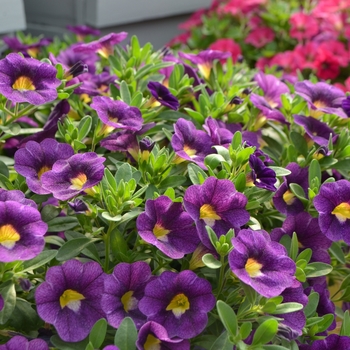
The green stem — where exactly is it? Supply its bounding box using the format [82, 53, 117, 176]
[216, 256, 227, 298]
[104, 223, 116, 272]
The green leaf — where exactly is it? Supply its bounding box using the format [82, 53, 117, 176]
[290, 232, 299, 261]
[158, 175, 187, 189]
[304, 292, 319, 317]
[340, 310, 350, 336]
[309, 159, 321, 187]
[187, 163, 208, 185]
[290, 131, 308, 157]
[239, 322, 252, 340]
[316, 314, 334, 333]
[231, 131, 242, 150]
[296, 248, 312, 264]
[0, 160, 9, 178]
[47, 216, 79, 232]
[114, 317, 137, 350]
[202, 254, 222, 269]
[184, 108, 205, 123]
[329, 241, 345, 264]
[120, 81, 131, 105]
[289, 183, 307, 202]
[263, 346, 291, 350]
[50, 335, 89, 350]
[22, 250, 58, 272]
[89, 318, 107, 349]
[252, 318, 278, 345]
[217, 300, 238, 337]
[241, 282, 257, 306]
[269, 166, 292, 177]
[41, 205, 61, 222]
[56, 238, 98, 261]
[304, 262, 333, 277]
[0, 282, 16, 324]
[115, 163, 133, 184]
[204, 154, 226, 170]
[209, 331, 233, 350]
[273, 302, 304, 315]
[78, 115, 92, 140]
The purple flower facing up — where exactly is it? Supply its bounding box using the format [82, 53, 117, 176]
[293, 115, 338, 147]
[314, 180, 350, 244]
[74, 32, 128, 58]
[171, 118, 214, 169]
[228, 229, 296, 298]
[35, 259, 106, 342]
[0, 201, 47, 262]
[0, 188, 37, 208]
[294, 81, 347, 119]
[179, 50, 230, 79]
[0, 53, 61, 105]
[102, 262, 152, 329]
[247, 154, 277, 191]
[41, 152, 105, 201]
[183, 177, 249, 249]
[14, 139, 75, 195]
[136, 321, 190, 350]
[273, 163, 309, 216]
[91, 96, 143, 132]
[271, 212, 332, 264]
[0, 336, 49, 350]
[147, 82, 179, 110]
[136, 196, 199, 259]
[138, 270, 215, 339]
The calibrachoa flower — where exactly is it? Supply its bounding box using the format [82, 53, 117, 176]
[0, 201, 47, 262]
[299, 334, 350, 350]
[91, 96, 143, 131]
[138, 270, 215, 339]
[14, 139, 75, 194]
[314, 180, 350, 244]
[209, 38, 242, 63]
[66, 25, 101, 39]
[0, 53, 61, 105]
[183, 176, 249, 249]
[136, 321, 190, 350]
[147, 81, 179, 110]
[289, 12, 319, 41]
[35, 259, 106, 342]
[0, 189, 37, 208]
[41, 152, 105, 201]
[102, 262, 152, 329]
[171, 118, 214, 169]
[136, 196, 199, 259]
[245, 27, 275, 48]
[229, 229, 296, 298]
[0, 336, 49, 350]
[247, 154, 277, 191]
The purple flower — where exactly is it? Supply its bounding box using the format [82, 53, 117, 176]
[171, 118, 214, 169]
[273, 163, 309, 216]
[248, 154, 277, 191]
[0, 201, 47, 262]
[102, 262, 152, 329]
[203, 117, 234, 147]
[228, 229, 296, 298]
[293, 115, 338, 147]
[0, 53, 60, 105]
[14, 139, 74, 195]
[136, 321, 190, 350]
[35, 259, 106, 342]
[183, 177, 249, 249]
[305, 334, 350, 350]
[66, 25, 101, 38]
[254, 72, 289, 108]
[91, 96, 143, 131]
[147, 82, 179, 110]
[138, 270, 215, 339]
[314, 180, 350, 244]
[0, 295, 4, 311]
[271, 212, 332, 264]
[74, 32, 128, 58]
[0, 189, 37, 208]
[179, 50, 230, 79]
[0, 336, 48, 350]
[294, 81, 347, 118]
[41, 152, 105, 201]
[136, 196, 199, 259]
[342, 96, 350, 117]
[68, 199, 89, 214]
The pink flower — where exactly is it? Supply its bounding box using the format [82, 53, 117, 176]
[179, 9, 206, 30]
[318, 41, 349, 67]
[167, 32, 191, 47]
[314, 48, 340, 80]
[220, 0, 267, 16]
[245, 27, 274, 48]
[270, 51, 304, 74]
[209, 38, 242, 63]
[289, 12, 319, 40]
[294, 43, 319, 70]
[256, 56, 272, 70]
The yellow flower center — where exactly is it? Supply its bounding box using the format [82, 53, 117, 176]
[166, 293, 190, 318]
[199, 204, 220, 227]
[144, 334, 161, 350]
[245, 258, 263, 277]
[121, 290, 138, 312]
[12, 76, 36, 91]
[332, 202, 350, 223]
[198, 63, 212, 80]
[70, 173, 88, 190]
[183, 145, 197, 159]
[283, 190, 296, 205]
[0, 224, 20, 249]
[152, 223, 170, 241]
[59, 289, 85, 311]
[37, 165, 51, 180]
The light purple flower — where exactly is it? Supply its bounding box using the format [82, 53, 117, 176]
[183, 176, 249, 249]
[0, 336, 48, 350]
[147, 82, 179, 110]
[229, 229, 296, 298]
[41, 152, 105, 201]
[35, 259, 106, 342]
[0, 201, 47, 262]
[0, 189, 37, 208]
[66, 25, 100, 37]
[136, 196, 199, 259]
[136, 321, 190, 350]
[203, 117, 234, 147]
[138, 270, 215, 339]
[102, 262, 152, 329]
[0, 53, 60, 105]
[14, 139, 74, 195]
[91, 96, 143, 131]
